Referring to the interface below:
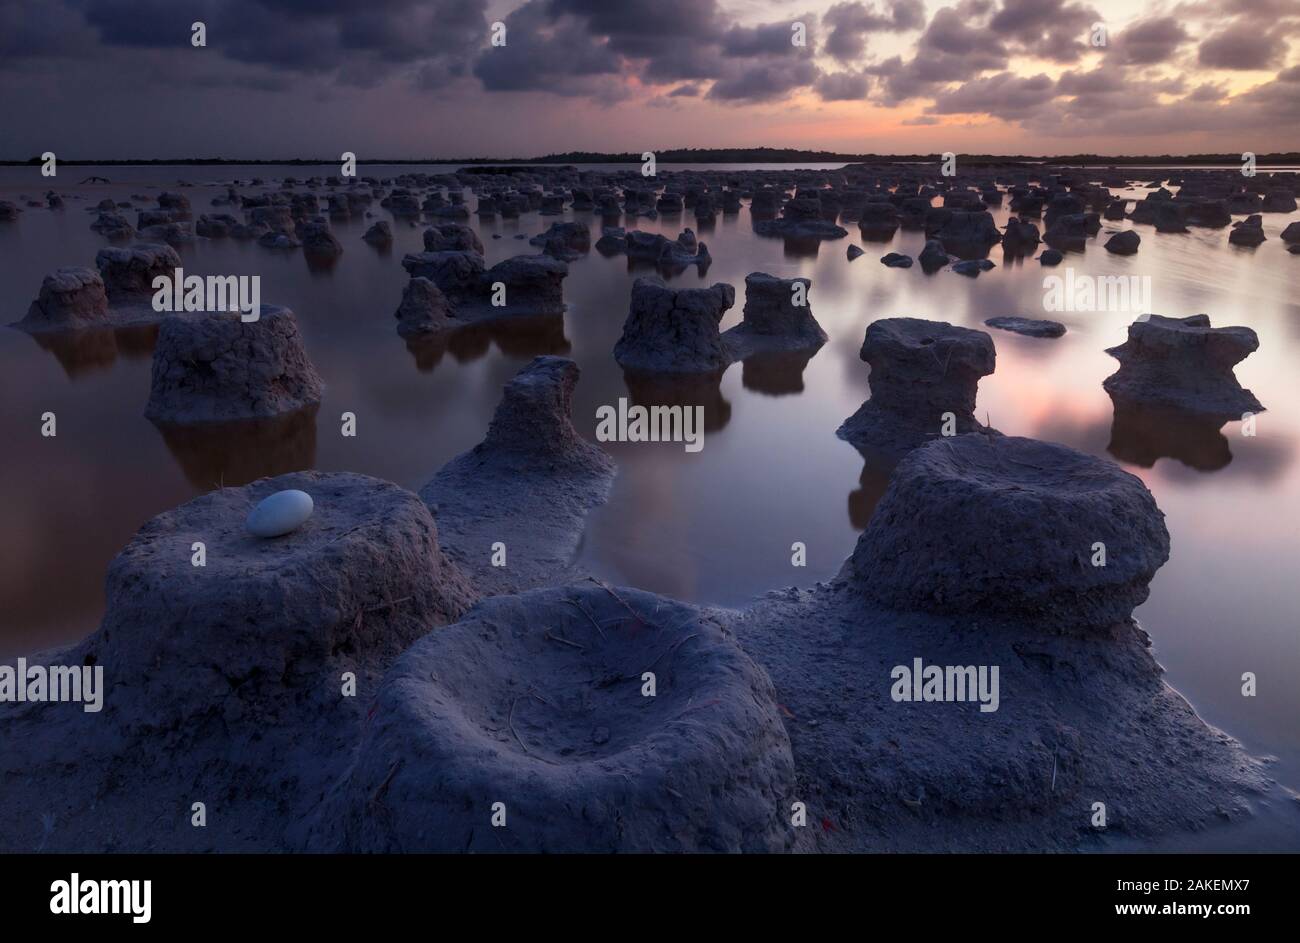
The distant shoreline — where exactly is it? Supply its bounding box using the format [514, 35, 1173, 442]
[4, 150, 1300, 168]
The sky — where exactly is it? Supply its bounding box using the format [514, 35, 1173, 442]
[2, 0, 1299, 159]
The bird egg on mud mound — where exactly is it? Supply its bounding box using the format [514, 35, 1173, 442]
[245, 488, 314, 537]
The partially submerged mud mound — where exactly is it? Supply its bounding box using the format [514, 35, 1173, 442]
[16, 268, 111, 332]
[722, 272, 827, 360]
[400, 250, 567, 327]
[837, 317, 997, 460]
[394, 277, 455, 338]
[596, 228, 711, 272]
[145, 306, 324, 424]
[849, 435, 1171, 634]
[420, 356, 616, 595]
[613, 276, 735, 373]
[985, 316, 1065, 338]
[310, 583, 797, 853]
[529, 220, 591, 260]
[15, 243, 182, 335]
[97, 243, 181, 307]
[1104, 314, 1264, 419]
[0, 471, 475, 852]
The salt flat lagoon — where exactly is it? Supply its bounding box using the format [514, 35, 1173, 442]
[1, 163, 1297, 844]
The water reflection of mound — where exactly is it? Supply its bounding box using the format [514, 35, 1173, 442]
[304, 251, 341, 275]
[781, 236, 822, 259]
[622, 368, 731, 433]
[857, 223, 899, 243]
[154, 406, 318, 489]
[623, 256, 712, 280]
[25, 323, 160, 378]
[403, 315, 571, 372]
[1107, 395, 1232, 471]
[112, 324, 161, 360]
[738, 348, 818, 396]
[846, 449, 897, 529]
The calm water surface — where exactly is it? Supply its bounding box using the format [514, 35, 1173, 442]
[1, 163, 1297, 816]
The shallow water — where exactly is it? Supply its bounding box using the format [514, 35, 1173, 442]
[1, 163, 1298, 831]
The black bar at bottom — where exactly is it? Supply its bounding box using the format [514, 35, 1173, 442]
[0, 853, 1286, 929]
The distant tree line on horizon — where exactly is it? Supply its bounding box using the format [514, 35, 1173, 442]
[6, 147, 1300, 167]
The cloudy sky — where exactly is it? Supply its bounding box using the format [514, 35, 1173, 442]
[3, 0, 1299, 159]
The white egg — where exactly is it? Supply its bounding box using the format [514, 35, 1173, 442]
[245, 489, 314, 538]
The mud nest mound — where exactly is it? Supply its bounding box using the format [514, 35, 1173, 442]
[850, 435, 1170, 633]
[81, 471, 475, 730]
[315, 583, 797, 852]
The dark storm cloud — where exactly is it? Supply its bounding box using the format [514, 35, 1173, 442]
[5, 0, 1300, 150]
[989, 0, 1100, 64]
[472, 1, 620, 94]
[926, 70, 1055, 119]
[1105, 16, 1190, 66]
[547, 0, 727, 61]
[720, 18, 813, 57]
[823, 0, 924, 63]
[81, 0, 222, 47]
[1015, 62, 1300, 138]
[0, 0, 98, 57]
[476, 1, 820, 100]
[78, 0, 488, 79]
[1234, 63, 1300, 123]
[815, 69, 872, 101]
[922, 4, 999, 55]
[706, 58, 820, 101]
[470, 0, 731, 88]
[1197, 24, 1289, 70]
[1055, 67, 1124, 96]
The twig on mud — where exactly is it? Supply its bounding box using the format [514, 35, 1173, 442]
[565, 597, 607, 640]
[324, 522, 373, 546]
[507, 695, 530, 755]
[585, 576, 643, 626]
[544, 630, 585, 651]
[364, 595, 413, 614]
[370, 760, 402, 806]
[640, 633, 700, 675]
[304, 570, 335, 595]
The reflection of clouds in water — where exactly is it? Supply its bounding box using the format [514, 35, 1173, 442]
[580, 448, 700, 603]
